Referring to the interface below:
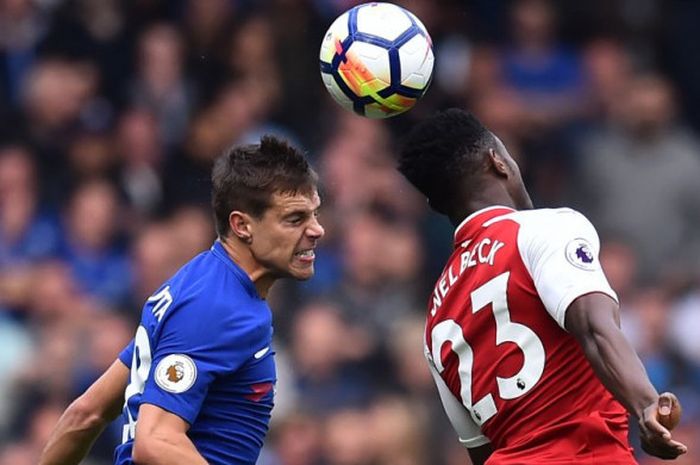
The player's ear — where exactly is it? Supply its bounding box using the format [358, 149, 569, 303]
[229, 211, 253, 244]
[486, 148, 509, 179]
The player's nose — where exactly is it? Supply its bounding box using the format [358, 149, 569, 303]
[307, 216, 324, 240]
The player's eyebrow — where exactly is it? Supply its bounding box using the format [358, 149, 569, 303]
[281, 196, 321, 214]
[282, 207, 312, 219]
[282, 204, 322, 222]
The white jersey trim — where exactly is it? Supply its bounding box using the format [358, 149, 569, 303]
[454, 206, 516, 240]
[426, 350, 491, 448]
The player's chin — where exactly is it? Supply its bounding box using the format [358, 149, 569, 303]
[289, 263, 315, 281]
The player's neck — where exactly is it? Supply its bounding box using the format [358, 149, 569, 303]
[451, 186, 517, 227]
[219, 238, 275, 299]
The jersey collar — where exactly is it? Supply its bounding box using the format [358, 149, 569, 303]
[210, 240, 262, 300]
[453, 206, 516, 247]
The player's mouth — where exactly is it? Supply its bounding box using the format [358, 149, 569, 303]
[293, 248, 316, 263]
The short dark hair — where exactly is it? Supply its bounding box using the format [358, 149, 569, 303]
[211, 135, 318, 237]
[397, 108, 494, 214]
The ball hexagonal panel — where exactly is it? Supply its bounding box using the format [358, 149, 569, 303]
[337, 41, 391, 96]
[398, 34, 433, 89]
[355, 3, 411, 42]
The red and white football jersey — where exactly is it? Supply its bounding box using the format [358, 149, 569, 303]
[425, 206, 638, 464]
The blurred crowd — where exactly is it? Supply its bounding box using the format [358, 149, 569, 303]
[0, 0, 699, 464]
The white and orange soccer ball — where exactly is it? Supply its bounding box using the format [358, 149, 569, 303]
[319, 2, 434, 119]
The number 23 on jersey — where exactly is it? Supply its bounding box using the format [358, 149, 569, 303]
[429, 272, 546, 425]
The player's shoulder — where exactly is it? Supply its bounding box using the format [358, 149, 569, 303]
[157, 249, 269, 327]
[173, 249, 246, 298]
[494, 207, 588, 224]
[482, 208, 601, 261]
[485, 207, 595, 235]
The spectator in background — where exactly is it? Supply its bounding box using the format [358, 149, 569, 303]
[58, 179, 132, 308]
[7, 322, 82, 429]
[502, 0, 588, 130]
[127, 207, 212, 309]
[21, 59, 98, 141]
[223, 15, 301, 148]
[73, 313, 133, 393]
[66, 128, 117, 182]
[164, 79, 282, 208]
[45, 0, 131, 104]
[168, 205, 216, 266]
[226, 14, 279, 95]
[369, 396, 429, 465]
[25, 260, 97, 324]
[0, 313, 32, 437]
[576, 74, 700, 282]
[0, 402, 64, 465]
[0, 442, 35, 465]
[328, 208, 423, 341]
[0, 144, 59, 267]
[129, 23, 194, 147]
[385, 317, 433, 396]
[320, 112, 422, 218]
[129, 220, 181, 307]
[385, 316, 464, 465]
[262, 413, 323, 465]
[620, 289, 675, 392]
[582, 38, 634, 120]
[0, 145, 60, 316]
[0, 0, 47, 109]
[20, 58, 100, 199]
[322, 408, 376, 465]
[265, 0, 326, 143]
[0, 141, 43, 429]
[116, 108, 165, 222]
[668, 290, 700, 391]
[181, 0, 235, 95]
[289, 301, 373, 414]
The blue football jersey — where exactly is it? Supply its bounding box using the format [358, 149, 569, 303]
[114, 241, 276, 465]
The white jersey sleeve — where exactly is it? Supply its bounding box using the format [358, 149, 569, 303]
[426, 351, 490, 449]
[514, 208, 618, 329]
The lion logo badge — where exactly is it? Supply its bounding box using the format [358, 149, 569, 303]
[166, 362, 185, 383]
[155, 354, 197, 393]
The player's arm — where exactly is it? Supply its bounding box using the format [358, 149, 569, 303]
[518, 209, 687, 460]
[566, 294, 687, 460]
[566, 294, 659, 419]
[467, 444, 493, 465]
[39, 359, 129, 465]
[131, 403, 208, 465]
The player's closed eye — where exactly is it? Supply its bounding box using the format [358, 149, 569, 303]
[285, 214, 305, 225]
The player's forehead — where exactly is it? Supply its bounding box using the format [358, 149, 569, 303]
[269, 189, 321, 213]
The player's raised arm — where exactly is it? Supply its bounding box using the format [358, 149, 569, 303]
[565, 294, 687, 460]
[39, 359, 129, 465]
[513, 207, 688, 460]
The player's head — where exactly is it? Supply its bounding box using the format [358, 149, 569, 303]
[212, 135, 324, 281]
[398, 108, 532, 222]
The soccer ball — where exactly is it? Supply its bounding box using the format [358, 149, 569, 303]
[319, 2, 434, 119]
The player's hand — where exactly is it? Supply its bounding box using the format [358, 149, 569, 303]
[639, 393, 687, 460]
